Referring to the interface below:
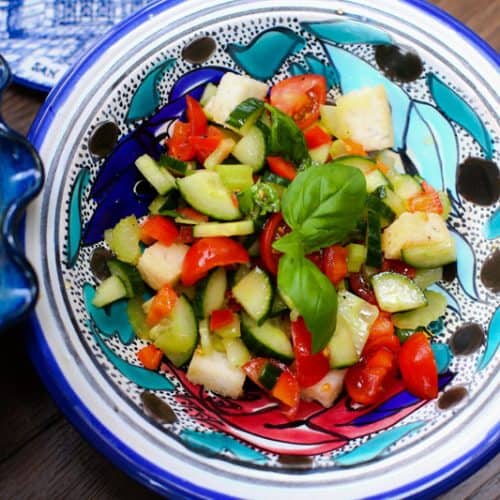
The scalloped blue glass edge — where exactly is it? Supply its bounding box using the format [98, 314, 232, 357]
[24, 0, 500, 498]
[0, 55, 44, 332]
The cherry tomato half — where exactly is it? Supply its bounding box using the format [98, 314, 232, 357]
[259, 212, 290, 275]
[181, 237, 249, 286]
[270, 74, 327, 129]
[345, 347, 398, 406]
[399, 332, 438, 399]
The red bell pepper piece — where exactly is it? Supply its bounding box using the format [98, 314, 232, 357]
[304, 125, 331, 149]
[291, 317, 330, 388]
[323, 245, 348, 285]
[267, 156, 297, 181]
[137, 344, 163, 371]
[186, 95, 207, 136]
[181, 237, 250, 286]
[210, 309, 235, 331]
[146, 284, 178, 327]
[140, 215, 179, 247]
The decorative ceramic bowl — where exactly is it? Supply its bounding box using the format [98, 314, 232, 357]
[3, 0, 499, 497]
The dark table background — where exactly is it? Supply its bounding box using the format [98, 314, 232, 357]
[1, 1, 498, 497]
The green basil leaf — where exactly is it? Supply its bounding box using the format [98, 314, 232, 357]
[281, 163, 367, 253]
[272, 232, 303, 256]
[265, 104, 309, 165]
[278, 253, 337, 353]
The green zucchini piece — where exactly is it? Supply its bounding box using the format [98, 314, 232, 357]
[346, 243, 367, 273]
[373, 185, 406, 216]
[193, 220, 254, 238]
[232, 267, 273, 323]
[127, 298, 150, 339]
[241, 315, 294, 363]
[225, 97, 265, 134]
[335, 155, 375, 174]
[401, 239, 456, 268]
[215, 164, 254, 191]
[92, 275, 127, 308]
[106, 215, 141, 265]
[135, 154, 176, 195]
[392, 174, 423, 200]
[413, 267, 443, 289]
[153, 295, 198, 367]
[365, 209, 383, 268]
[392, 290, 447, 329]
[193, 267, 227, 319]
[371, 272, 427, 313]
[232, 126, 267, 172]
[365, 169, 390, 193]
[177, 170, 241, 220]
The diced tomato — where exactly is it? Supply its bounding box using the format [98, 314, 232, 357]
[399, 332, 438, 399]
[345, 347, 397, 405]
[323, 245, 348, 285]
[291, 317, 330, 388]
[210, 309, 235, 331]
[243, 358, 300, 415]
[408, 191, 443, 214]
[343, 138, 367, 157]
[270, 74, 327, 129]
[363, 311, 400, 357]
[176, 225, 194, 244]
[137, 344, 163, 371]
[267, 156, 297, 181]
[186, 95, 207, 136]
[382, 259, 417, 279]
[304, 125, 331, 149]
[140, 215, 179, 247]
[349, 273, 377, 305]
[167, 121, 196, 161]
[176, 207, 209, 222]
[181, 237, 250, 286]
[146, 284, 178, 327]
[259, 212, 291, 275]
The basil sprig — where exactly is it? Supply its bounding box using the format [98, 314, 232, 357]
[275, 163, 367, 352]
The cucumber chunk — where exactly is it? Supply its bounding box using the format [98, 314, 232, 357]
[127, 298, 150, 339]
[328, 291, 379, 368]
[232, 267, 273, 323]
[373, 185, 406, 217]
[107, 259, 144, 297]
[346, 243, 367, 273]
[365, 169, 389, 193]
[309, 143, 330, 164]
[371, 272, 427, 312]
[392, 290, 447, 329]
[365, 209, 382, 268]
[106, 215, 141, 265]
[177, 170, 241, 220]
[204, 137, 236, 169]
[401, 239, 456, 268]
[215, 164, 254, 191]
[241, 315, 294, 362]
[225, 97, 265, 134]
[336, 155, 375, 174]
[153, 295, 198, 367]
[392, 174, 422, 200]
[193, 267, 227, 319]
[135, 154, 176, 195]
[222, 338, 251, 368]
[92, 275, 127, 308]
[413, 267, 443, 289]
[193, 220, 254, 238]
[232, 126, 266, 172]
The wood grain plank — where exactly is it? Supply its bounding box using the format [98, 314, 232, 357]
[0, 322, 61, 463]
[0, 418, 161, 500]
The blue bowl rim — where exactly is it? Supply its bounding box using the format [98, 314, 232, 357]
[25, 0, 500, 497]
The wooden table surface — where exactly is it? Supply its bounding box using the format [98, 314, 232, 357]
[1, 1, 498, 498]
